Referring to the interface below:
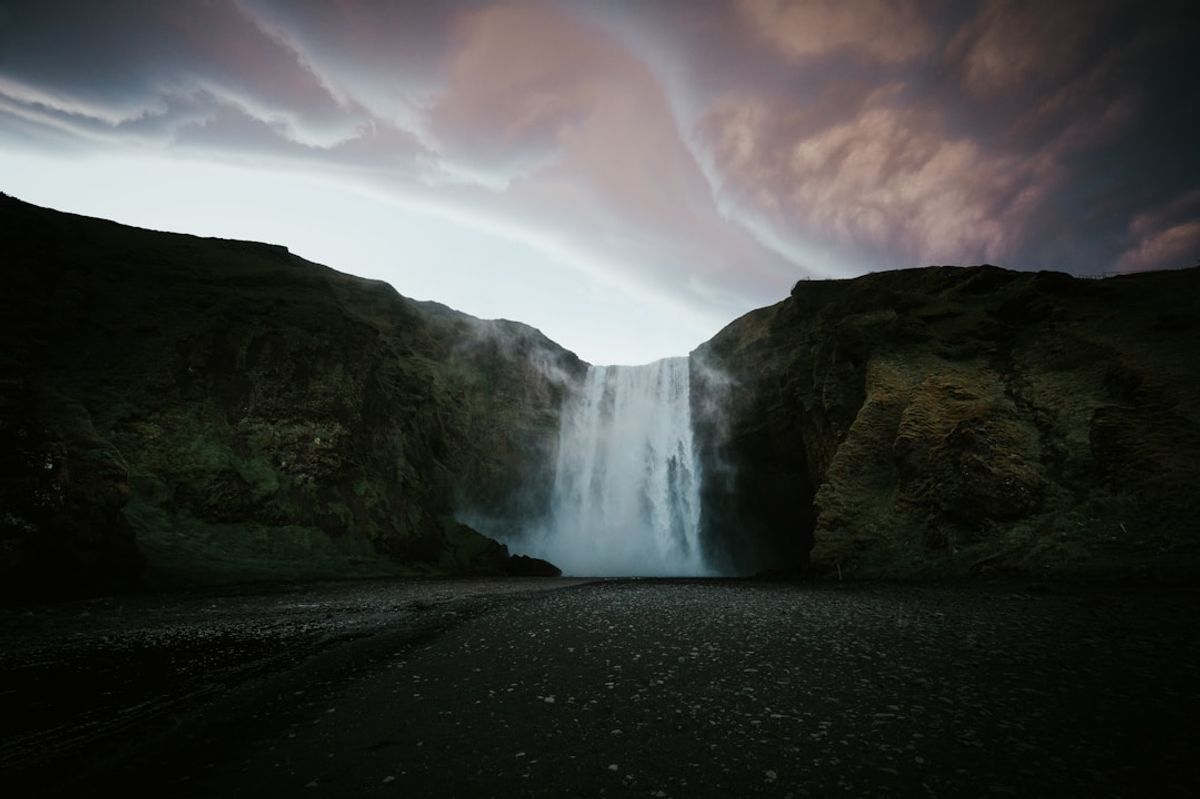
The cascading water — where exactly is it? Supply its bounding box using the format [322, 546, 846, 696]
[528, 356, 708, 576]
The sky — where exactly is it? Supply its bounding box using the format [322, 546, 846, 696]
[1, 0, 1197, 364]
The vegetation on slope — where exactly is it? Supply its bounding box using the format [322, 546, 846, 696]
[0, 195, 580, 597]
[693, 265, 1200, 580]
[5, 194, 1195, 592]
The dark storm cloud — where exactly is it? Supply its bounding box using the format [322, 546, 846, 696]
[240, 0, 472, 107]
[0, 0, 353, 134]
[1, 0, 1197, 290]
[935, 0, 1200, 272]
[685, 0, 1200, 273]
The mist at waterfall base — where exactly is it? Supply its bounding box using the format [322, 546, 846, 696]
[517, 357, 713, 577]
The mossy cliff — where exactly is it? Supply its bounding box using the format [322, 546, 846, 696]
[5, 195, 1197, 592]
[692, 265, 1200, 580]
[0, 195, 579, 596]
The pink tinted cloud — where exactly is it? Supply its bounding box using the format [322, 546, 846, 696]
[700, 84, 1059, 267]
[430, 2, 610, 170]
[1117, 192, 1200, 273]
[950, 0, 1148, 158]
[950, 0, 1100, 93]
[240, 0, 470, 120]
[734, 0, 936, 64]
[426, 2, 796, 308]
[172, 3, 340, 114]
[2, 0, 1196, 287]
[1116, 221, 1200, 273]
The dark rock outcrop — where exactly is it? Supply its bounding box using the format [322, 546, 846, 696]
[505, 554, 563, 577]
[693, 265, 1200, 580]
[0, 379, 142, 596]
[6, 193, 1196, 592]
[0, 195, 576, 597]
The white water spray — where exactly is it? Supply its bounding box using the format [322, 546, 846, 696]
[528, 357, 708, 576]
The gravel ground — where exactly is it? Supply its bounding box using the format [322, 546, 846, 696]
[0, 577, 588, 788]
[4, 579, 1198, 797]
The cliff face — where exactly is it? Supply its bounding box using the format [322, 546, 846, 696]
[0, 195, 581, 596]
[693, 266, 1200, 580]
[6, 196, 1197, 593]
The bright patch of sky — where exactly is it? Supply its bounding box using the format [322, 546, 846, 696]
[0, 148, 720, 365]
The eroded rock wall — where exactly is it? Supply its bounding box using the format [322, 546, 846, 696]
[0, 195, 582, 595]
[693, 266, 1200, 579]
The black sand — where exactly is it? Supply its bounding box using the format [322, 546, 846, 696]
[4, 579, 1197, 797]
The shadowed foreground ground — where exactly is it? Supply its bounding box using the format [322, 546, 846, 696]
[4, 579, 1197, 797]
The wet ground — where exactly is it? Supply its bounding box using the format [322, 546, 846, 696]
[3, 578, 1198, 797]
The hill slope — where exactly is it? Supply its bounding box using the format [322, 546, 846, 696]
[5, 196, 1197, 593]
[693, 265, 1200, 580]
[0, 194, 581, 596]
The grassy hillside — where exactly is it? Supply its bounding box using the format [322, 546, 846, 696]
[693, 265, 1200, 581]
[0, 194, 581, 596]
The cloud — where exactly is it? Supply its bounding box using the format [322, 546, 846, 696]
[940, 0, 1200, 272]
[1117, 221, 1200, 273]
[425, 2, 799, 305]
[950, 0, 1101, 93]
[1, 0, 1197, 296]
[170, 95, 431, 175]
[0, 0, 803, 319]
[239, 0, 471, 123]
[734, 0, 935, 64]
[0, 77, 432, 183]
[1116, 192, 1200, 273]
[0, 1, 437, 176]
[700, 84, 1058, 268]
[0, 0, 361, 143]
[429, 3, 609, 173]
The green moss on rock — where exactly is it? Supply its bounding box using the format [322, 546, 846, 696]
[0, 195, 580, 597]
[694, 265, 1200, 580]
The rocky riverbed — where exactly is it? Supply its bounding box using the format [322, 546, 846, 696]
[4, 578, 1197, 797]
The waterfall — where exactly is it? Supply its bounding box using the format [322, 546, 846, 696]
[532, 357, 708, 576]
